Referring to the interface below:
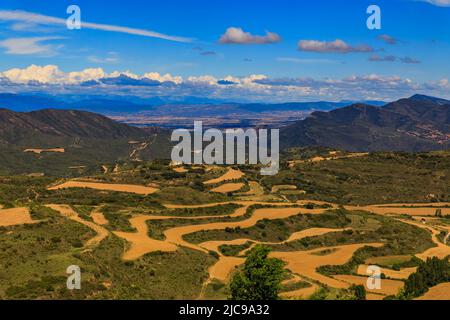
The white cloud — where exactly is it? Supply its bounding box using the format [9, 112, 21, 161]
[298, 39, 373, 53]
[1, 65, 65, 83]
[1, 65, 448, 102]
[0, 10, 192, 42]
[0, 36, 63, 55]
[219, 27, 280, 44]
[419, 0, 450, 6]
[144, 72, 183, 85]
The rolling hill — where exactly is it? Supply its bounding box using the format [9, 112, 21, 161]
[280, 95, 450, 152]
[0, 108, 171, 175]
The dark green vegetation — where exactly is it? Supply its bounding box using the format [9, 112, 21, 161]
[281, 95, 450, 152]
[0, 206, 215, 299]
[184, 208, 350, 245]
[229, 245, 285, 300]
[1, 138, 449, 299]
[219, 241, 253, 256]
[397, 257, 450, 299]
[271, 150, 450, 204]
[0, 108, 172, 176]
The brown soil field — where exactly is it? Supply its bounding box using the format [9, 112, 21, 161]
[91, 207, 109, 225]
[204, 168, 244, 184]
[210, 183, 245, 193]
[113, 215, 178, 260]
[357, 264, 416, 280]
[271, 243, 384, 289]
[0, 207, 37, 227]
[164, 207, 325, 253]
[46, 204, 109, 247]
[271, 185, 297, 193]
[207, 256, 245, 282]
[199, 228, 349, 255]
[24, 148, 65, 154]
[333, 274, 404, 296]
[365, 293, 386, 300]
[280, 283, 318, 300]
[48, 181, 159, 195]
[415, 283, 450, 300]
[362, 206, 450, 216]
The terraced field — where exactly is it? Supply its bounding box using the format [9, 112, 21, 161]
[1, 154, 450, 300]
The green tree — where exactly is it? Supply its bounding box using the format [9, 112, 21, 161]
[229, 245, 285, 300]
[350, 284, 366, 300]
[435, 209, 442, 217]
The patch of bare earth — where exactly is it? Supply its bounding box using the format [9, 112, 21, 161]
[270, 243, 384, 289]
[48, 181, 159, 195]
[211, 183, 245, 193]
[0, 207, 38, 227]
[204, 168, 244, 185]
[24, 148, 65, 154]
[415, 283, 450, 300]
[113, 215, 177, 260]
[357, 264, 416, 280]
[333, 275, 404, 296]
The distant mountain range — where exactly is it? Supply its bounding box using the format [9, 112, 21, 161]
[280, 95, 450, 152]
[0, 94, 448, 175]
[0, 93, 385, 115]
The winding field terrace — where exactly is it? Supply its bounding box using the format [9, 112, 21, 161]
[1, 151, 450, 300]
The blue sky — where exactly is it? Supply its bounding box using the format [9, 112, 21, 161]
[0, 0, 449, 102]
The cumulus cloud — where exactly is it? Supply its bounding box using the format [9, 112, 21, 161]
[377, 34, 397, 45]
[0, 65, 448, 102]
[0, 36, 63, 55]
[219, 27, 281, 44]
[0, 10, 192, 42]
[298, 39, 373, 53]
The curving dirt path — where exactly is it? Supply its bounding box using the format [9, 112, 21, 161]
[91, 206, 109, 225]
[24, 148, 65, 154]
[48, 181, 159, 195]
[356, 264, 416, 280]
[45, 204, 109, 247]
[270, 243, 384, 289]
[199, 228, 350, 256]
[113, 215, 178, 260]
[164, 207, 325, 253]
[397, 219, 450, 260]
